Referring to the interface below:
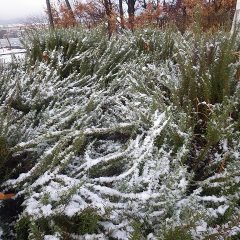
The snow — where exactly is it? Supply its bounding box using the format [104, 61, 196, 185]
[0, 48, 25, 55]
[0, 48, 25, 63]
[65, 200, 84, 217]
[200, 196, 227, 203]
[41, 204, 53, 217]
[196, 222, 207, 233]
[217, 205, 229, 215]
[44, 235, 60, 240]
[222, 139, 228, 152]
[237, 0, 240, 10]
[0, 28, 240, 240]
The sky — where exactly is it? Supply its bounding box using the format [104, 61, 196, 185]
[0, 0, 47, 21]
[0, 0, 73, 23]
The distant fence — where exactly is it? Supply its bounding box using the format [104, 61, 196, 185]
[0, 51, 26, 56]
[0, 38, 22, 48]
[0, 50, 26, 66]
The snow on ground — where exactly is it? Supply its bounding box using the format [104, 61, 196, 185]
[0, 48, 25, 63]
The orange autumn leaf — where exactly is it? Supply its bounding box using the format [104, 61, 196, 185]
[0, 193, 15, 200]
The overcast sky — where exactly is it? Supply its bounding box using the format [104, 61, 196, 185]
[0, 0, 74, 22]
[0, 0, 46, 21]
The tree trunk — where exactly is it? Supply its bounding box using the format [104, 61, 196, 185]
[46, 0, 54, 28]
[232, 0, 240, 32]
[104, 0, 115, 39]
[119, 0, 125, 29]
[65, 0, 76, 25]
[127, 0, 135, 31]
[142, 0, 147, 9]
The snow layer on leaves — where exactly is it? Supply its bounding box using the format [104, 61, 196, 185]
[0, 28, 240, 239]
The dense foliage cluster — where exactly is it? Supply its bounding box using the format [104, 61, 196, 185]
[50, 0, 236, 32]
[0, 27, 240, 239]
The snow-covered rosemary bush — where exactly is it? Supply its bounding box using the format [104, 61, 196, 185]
[0, 27, 240, 240]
